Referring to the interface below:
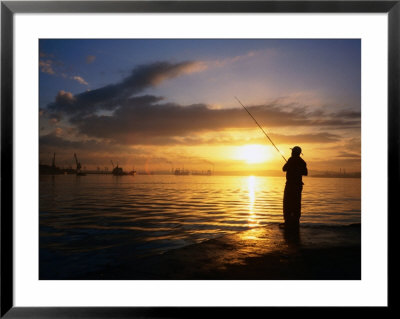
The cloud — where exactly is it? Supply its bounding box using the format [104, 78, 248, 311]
[39, 52, 55, 59]
[39, 52, 62, 76]
[38, 53, 93, 86]
[331, 110, 361, 119]
[39, 59, 55, 75]
[68, 94, 359, 146]
[47, 61, 206, 117]
[207, 48, 275, 69]
[72, 76, 89, 86]
[86, 55, 96, 64]
[54, 127, 63, 136]
[55, 90, 75, 105]
[49, 118, 59, 124]
[270, 132, 341, 144]
[335, 151, 361, 159]
[212, 50, 257, 67]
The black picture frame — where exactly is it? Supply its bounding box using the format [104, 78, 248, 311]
[1, 1, 395, 317]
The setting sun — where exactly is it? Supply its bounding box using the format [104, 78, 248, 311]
[234, 144, 272, 164]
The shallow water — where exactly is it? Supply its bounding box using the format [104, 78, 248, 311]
[39, 174, 360, 278]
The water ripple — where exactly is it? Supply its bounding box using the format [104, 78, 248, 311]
[40, 175, 360, 256]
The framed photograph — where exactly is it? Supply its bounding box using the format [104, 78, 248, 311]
[1, 1, 395, 317]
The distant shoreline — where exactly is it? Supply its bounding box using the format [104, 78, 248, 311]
[39, 170, 361, 178]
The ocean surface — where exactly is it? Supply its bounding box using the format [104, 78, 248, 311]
[39, 174, 361, 279]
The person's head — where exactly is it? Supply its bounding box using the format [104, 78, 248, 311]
[291, 146, 302, 157]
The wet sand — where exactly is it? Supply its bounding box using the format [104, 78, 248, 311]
[79, 223, 361, 280]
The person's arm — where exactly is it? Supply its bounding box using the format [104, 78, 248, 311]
[282, 158, 290, 172]
[302, 162, 308, 176]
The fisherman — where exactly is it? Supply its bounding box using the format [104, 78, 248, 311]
[282, 146, 308, 227]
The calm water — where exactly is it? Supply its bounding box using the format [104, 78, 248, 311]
[39, 174, 360, 278]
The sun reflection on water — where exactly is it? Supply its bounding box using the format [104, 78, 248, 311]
[247, 176, 259, 227]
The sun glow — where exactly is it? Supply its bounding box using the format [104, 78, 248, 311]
[234, 144, 272, 164]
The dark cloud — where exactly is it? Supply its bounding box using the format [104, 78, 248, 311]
[47, 61, 205, 117]
[331, 110, 361, 118]
[68, 94, 359, 145]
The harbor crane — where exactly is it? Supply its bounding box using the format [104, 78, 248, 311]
[74, 153, 85, 175]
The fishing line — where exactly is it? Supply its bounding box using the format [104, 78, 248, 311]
[235, 96, 287, 162]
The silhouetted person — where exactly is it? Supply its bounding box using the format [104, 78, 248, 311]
[282, 146, 307, 227]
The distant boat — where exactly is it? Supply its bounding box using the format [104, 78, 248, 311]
[112, 166, 125, 176]
[110, 160, 128, 176]
[128, 170, 137, 176]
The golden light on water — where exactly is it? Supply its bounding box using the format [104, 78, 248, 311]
[234, 144, 272, 164]
[247, 176, 259, 228]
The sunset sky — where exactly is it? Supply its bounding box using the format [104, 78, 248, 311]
[39, 39, 361, 175]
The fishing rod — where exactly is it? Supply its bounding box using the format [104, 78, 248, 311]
[235, 96, 287, 162]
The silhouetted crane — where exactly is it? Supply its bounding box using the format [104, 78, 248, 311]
[74, 153, 86, 176]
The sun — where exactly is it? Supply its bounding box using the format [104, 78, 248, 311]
[234, 144, 272, 164]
